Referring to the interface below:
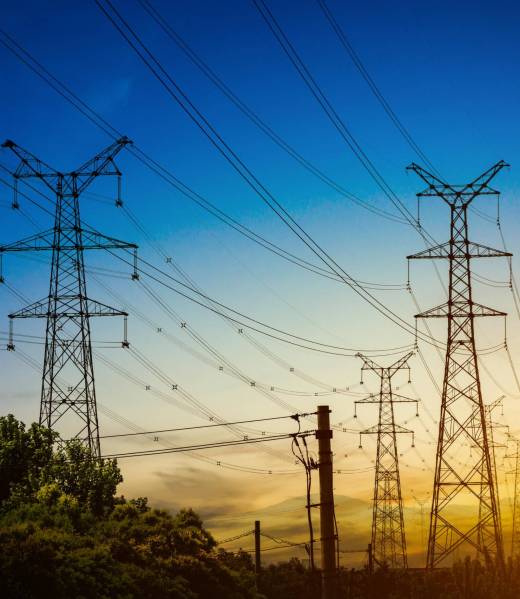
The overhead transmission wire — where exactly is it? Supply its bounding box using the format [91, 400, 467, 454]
[5, 12, 508, 460]
[101, 431, 312, 460]
[116, 202, 403, 377]
[99, 412, 313, 439]
[0, 14, 470, 426]
[93, 0, 443, 349]
[109, 204, 407, 396]
[0, 185, 367, 443]
[1, 281, 303, 452]
[136, 281, 360, 399]
[6, 340, 300, 475]
[0, 108, 492, 468]
[0, 172, 420, 357]
[315, 0, 520, 402]
[134, 0, 407, 226]
[250, 0, 435, 246]
[91, 276, 368, 435]
[0, 29, 405, 292]
[0, 202, 366, 468]
[97, 402, 301, 475]
[108, 247, 427, 355]
[316, 0, 439, 176]
[97, 339, 307, 464]
[0, 23, 464, 452]
[251, 0, 453, 303]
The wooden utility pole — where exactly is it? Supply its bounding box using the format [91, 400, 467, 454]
[254, 520, 261, 575]
[316, 405, 337, 598]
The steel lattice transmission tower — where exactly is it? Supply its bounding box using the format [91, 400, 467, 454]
[407, 161, 509, 568]
[355, 351, 416, 569]
[506, 438, 520, 558]
[0, 138, 137, 457]
[477, 397, 506, 555]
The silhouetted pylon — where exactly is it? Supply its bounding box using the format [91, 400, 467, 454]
[0, 138, 137, 457]
[408, 161, 508, 568]
[506, 437, 520, 558]
[355, 351, 417, 568]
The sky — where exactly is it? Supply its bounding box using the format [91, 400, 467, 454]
[2, 0, 520, 567]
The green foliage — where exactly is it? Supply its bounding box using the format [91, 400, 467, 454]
[4, 415, 520, 598]
[0, 415, 260, 599]
[0, 414, 56, 503]
[258, 557, 319, 599]
[0, 414, 121, 515]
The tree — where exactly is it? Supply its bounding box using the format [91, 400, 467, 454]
[0, 416, 261, 598]
[0, 414, 121, 515]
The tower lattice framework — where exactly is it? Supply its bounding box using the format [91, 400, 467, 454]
[356, 351, 416, 569]
[1, 138, 137, 457]
[506, 438, 520, 558]
[408, 161, 508, 568]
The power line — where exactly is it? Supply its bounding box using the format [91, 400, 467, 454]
[99, 412, 312, 439]
[251, 0, 433, 243]
[114, 249, 441, 353]
[93, 0, 443, 348]
[135, 0, 407, 225]
[0, 29, 405, 291]
[316, 0, 439, 175]
[101, 431, 312, 460]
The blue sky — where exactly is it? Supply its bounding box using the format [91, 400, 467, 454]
[2, 0, 520, 565]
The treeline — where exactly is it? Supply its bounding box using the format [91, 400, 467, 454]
[1, 414, 520, 598]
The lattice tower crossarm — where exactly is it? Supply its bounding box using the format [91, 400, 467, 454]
[355, 351, 416, 569]
[407, 161, 509, 568]
[0, 138, 138, 457]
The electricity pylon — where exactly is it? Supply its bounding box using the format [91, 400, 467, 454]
[0, 138, 137, 457]
[407, 161, 509, 568]
[506, 437, 520, 558]
[477, 397, 507, 555]
[355, 351, 416, 569]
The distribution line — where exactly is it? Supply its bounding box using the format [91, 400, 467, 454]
[101, 431, 310, 460]
[6, 348, 302, 475]
[99, 412, 313, 439]
[97, 403, 301, 475]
